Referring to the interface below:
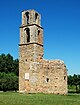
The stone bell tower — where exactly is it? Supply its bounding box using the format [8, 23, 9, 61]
[19, 9, 67, 94]
[19, 10, 44, 93]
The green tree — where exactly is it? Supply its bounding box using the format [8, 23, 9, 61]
[0, 53, 19, 75]
[68, 75, 73, 86]
[0, 72, 8, 91]
[0, 72, 18, 91]
[0, 53, 19, 91]
[73, 74, 78, 92]
[77, 74, 80, 92]
[68, 74, 80, 93]
[13, 59, 19, 76]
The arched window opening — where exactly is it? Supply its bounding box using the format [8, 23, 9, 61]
[25, 12, 29, 25]
[26, 28, 30, 43]
[35, 13, 38, 24]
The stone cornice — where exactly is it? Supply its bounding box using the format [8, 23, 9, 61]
[19, 42, 43, 47]
[19, 24, 43, 29]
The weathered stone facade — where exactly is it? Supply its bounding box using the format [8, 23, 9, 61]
[19, 10, 67, 94]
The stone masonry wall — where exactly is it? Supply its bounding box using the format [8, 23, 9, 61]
[19, 10, 68, 95]
[28, 59, 67, 94]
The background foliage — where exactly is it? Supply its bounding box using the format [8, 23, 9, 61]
[68, 74, 80, 93]
[0, 54, 19, 91]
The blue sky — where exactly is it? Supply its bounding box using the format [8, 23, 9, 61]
[0, 0, 80, 75]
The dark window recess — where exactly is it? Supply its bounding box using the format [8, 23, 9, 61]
[26, 28, 30, 42]
[55, 86, 57, 88]
[38, 30, 40, 35]
[26, 59, 27, 61]
[46, 78, 49, 82]
[64, 76, 66, 80]
[25, 12, 29, 24]
[35, 13, 38, 23]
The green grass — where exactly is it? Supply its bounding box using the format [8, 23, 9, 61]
[0, 92, 80, 105]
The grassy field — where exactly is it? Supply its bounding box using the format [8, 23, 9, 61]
[0, 92, 80, 105]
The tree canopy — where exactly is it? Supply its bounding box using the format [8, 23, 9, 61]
[0, 53, 19, 91]
[68, 74, 80, 93]
[0, 53, 19, 76]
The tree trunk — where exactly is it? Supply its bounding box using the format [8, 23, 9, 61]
[76, 85, 78, 93]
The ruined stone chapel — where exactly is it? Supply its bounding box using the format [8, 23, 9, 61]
[19, 10, 67, 94]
